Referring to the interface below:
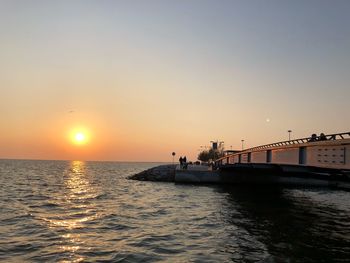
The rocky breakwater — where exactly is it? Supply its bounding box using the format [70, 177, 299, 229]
[128, 164, 176, 182]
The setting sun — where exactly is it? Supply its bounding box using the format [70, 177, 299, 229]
[69, 128, 90, 145]
[75, 132, 85, 143]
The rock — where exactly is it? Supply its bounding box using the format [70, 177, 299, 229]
[128, 164, 176, 182]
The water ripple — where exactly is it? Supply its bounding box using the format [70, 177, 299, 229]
[1, 160, 350, 262]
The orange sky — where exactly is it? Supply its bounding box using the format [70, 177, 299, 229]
[1, 1, 349, 161]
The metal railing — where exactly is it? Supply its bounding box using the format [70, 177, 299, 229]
[246, 131, 350, 152]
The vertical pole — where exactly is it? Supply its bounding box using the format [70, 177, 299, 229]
[172, 152, 176, 168]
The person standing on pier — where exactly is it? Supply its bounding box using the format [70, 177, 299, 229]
[183, 156, 187, 170]
[319, 133, 327, 141]
[179, 156, 183, 169]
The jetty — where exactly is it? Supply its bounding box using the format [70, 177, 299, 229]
[129, 132, 350, 190]
[128, 164, 220, 183]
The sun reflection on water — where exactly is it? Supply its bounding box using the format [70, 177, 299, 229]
[65, 161, 93, 202]
[42, 161, 101, 261]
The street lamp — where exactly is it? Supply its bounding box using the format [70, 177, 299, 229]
[241, 139, 244, 150]
[288, 130, 292, 141]
[172, 152, 176, 166]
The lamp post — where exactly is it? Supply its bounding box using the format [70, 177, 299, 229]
[288, 130, 292, 141]
[209, 140, 216, 161]
[241, 139, 244, 150]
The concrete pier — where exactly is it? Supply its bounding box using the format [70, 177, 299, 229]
[128, 164, 219, 183]
[175, 169, 220, 183]
[128, 163, 350, 190]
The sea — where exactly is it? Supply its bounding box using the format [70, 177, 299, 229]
[0, 159, 349, 263]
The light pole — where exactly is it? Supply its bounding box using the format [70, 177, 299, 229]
[288, 130, 292, 141]
[210, 140, 216, 161]
[241, 139, 244, 150]
[172, 152, 176, 166]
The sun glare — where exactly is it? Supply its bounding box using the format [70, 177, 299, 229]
[70, 129, 89, 145]
[75, 133, 85, 142]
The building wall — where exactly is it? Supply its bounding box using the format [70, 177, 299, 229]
[241, 153, 249, 163]
[271, 148, 299, 165]
[251, 151, 266, 163]
[307, 145, 348, 169]
[221, 139, 350, 169]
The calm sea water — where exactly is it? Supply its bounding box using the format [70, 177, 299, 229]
[0, 160, 349, 262]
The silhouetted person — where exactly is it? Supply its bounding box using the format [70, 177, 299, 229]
[308, 134, 317, 142]
[319, 133, 327, 141]
[183, 156, 187, 170]
[179, 156, 183, 169]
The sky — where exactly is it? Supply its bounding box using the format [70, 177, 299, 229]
[1, 0, 349, 162]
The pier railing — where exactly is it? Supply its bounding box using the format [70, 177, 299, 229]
[243, 132, 350, 153]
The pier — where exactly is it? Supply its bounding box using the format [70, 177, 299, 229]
[130, 132, 350, 190]
[214, 132, 350, 189]
[215, 132, 350, 170]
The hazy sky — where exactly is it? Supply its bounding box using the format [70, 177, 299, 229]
[1, 0, 349, 161]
